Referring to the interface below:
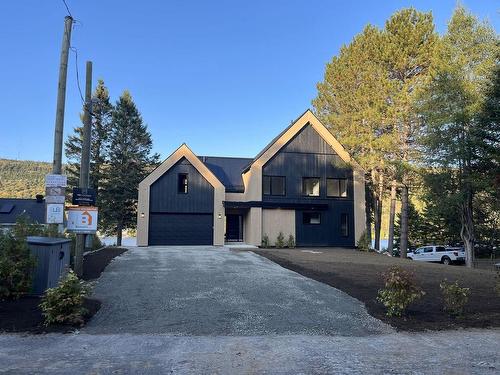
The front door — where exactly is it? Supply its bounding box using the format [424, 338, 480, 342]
[226, 214, 243, 242]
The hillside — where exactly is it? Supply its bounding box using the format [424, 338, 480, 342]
[0, 159, 53, 199]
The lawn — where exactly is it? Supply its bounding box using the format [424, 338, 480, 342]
[256, 248, 500, 331]
[0, 246, 126, 334]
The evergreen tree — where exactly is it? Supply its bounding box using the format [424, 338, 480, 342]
[418, 6, 498, 266]
[99, 91, 159, 245]
[65, 79, 113, 197]
[313, 25, 394, 249]
[382, 8, 437, 258]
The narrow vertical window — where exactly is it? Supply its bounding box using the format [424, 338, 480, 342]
[178, 173, 188, 194]
[340, 213, 349, 237]
[327, 178, 348, 197]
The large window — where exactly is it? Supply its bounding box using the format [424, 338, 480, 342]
[303, 178, 320, 196]
[263, 176, 286, 196]
[327, 178, 348, 197]
[303, 212, 321, 225]
[340, 213, 349, 237]
[178, 173, 188, 194]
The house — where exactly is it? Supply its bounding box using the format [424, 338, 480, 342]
[137, 110, 366, 247]
[0, 196, 45, 232]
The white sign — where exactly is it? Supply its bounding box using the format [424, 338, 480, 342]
[66, 207, 98, 233]
[45, 195, 65, 204]
[46, 186, 65, 196]
[46, 204, 65, 224]
[45, 174, 67, 187]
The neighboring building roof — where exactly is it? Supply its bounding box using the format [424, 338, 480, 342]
[200, 156, 253, 193]
[0, 198, 45, 224]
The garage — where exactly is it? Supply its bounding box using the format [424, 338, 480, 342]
[148, 213, 213, 245]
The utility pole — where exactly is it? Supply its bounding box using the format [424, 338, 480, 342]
[52, 16, 73, 174]
[74, 61, 92, 277]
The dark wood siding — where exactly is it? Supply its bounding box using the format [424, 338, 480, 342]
[148, 158, 214, 245]
[150, 158, 214, 214]
[263, 124, 355, 247]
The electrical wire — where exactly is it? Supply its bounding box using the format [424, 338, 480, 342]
[62, 0, 73, 19]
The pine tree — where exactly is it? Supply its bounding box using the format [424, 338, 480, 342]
[382, 8, 437, 258]
[65, 79, 113, 197]
[313, 25, 394, 249]
[418, 6, 498, 267]
[99, 91, 159, 245]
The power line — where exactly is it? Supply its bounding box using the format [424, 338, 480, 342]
[70, 46, 85, 105]
[61, 0, 73, 19]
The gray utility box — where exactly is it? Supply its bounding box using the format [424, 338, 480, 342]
[26, 236, 72, 295]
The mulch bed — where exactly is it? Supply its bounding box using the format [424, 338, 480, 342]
[82, 246, 127, 281]
[256, 248, 500, 331]
[0, 246, 127, 334]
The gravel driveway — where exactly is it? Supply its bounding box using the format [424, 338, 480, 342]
[83, 246, 391, 336]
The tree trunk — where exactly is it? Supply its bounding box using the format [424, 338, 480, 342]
[387, 180, 397, 255]
[373, 170, 383, 251]
[116, 221, 123, 246]
[364, 173, 373, 247]
[400, 184, 409, 258]
[461, 188, 475, 268]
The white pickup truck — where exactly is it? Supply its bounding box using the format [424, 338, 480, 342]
[407, 246, 465, 265]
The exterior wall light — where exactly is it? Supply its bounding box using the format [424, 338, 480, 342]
[140, 212, 145, 218]
[218, 213, 222, 219]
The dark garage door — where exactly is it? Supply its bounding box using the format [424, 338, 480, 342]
[149, 213, 213, 245]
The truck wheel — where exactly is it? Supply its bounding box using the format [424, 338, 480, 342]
[442, 256, 451, 265]
[407, 257, 413, 260]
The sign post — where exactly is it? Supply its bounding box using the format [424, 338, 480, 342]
[44, 174, 67, 225]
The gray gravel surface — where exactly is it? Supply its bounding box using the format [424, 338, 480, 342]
[83, 246, 391, 336]
[1, 330, 498, 374]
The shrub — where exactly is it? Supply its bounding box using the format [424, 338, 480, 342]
[440, 280, 470, 316]
[40, 270, 90, 326]
[356, 230, 370, 251]
[377, 266, 425, 317]
[0, 232, 36, 300]
[261, 234, 270, 248]
[275, 232, 285, 248]
[287, 234, 296, 249]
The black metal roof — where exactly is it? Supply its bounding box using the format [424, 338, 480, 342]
[200, 156, 253, 193]
[0, 198, 45, 224]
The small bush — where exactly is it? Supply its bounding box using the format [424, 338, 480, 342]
[0, 232, 36, 300]
[356, 230, 370, 251]
[275, 232, 285, 248]
[261, 234, 270, 248]
[287, 234, 296, 249]
[40, 270, 90, 326]
[440, 280, 470, 316]
[377, 266, 425, 317]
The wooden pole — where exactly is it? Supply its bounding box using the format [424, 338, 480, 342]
[74, 61, 92, 277]
[52, 16, 73, 174]
[400, 184, 409, 259]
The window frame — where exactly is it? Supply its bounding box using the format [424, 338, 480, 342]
[263, 175, 286, 196]
[327, 178, 348, 198]
[302, 177, 321, 197]
[177, 173, 188, 194]
[303, 211, 321, 225]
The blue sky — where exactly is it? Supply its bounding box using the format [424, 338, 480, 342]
[0, 1, 498, 162]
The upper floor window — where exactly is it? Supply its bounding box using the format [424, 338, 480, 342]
[303, 178, 320, 196]
[263, 176, 286, 196]
[327, 178, 348, 197]
[178, 173, 188, 194]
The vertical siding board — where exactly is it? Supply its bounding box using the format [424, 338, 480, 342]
[263, 124, 355, 247]
[150, 157, 214, 213]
